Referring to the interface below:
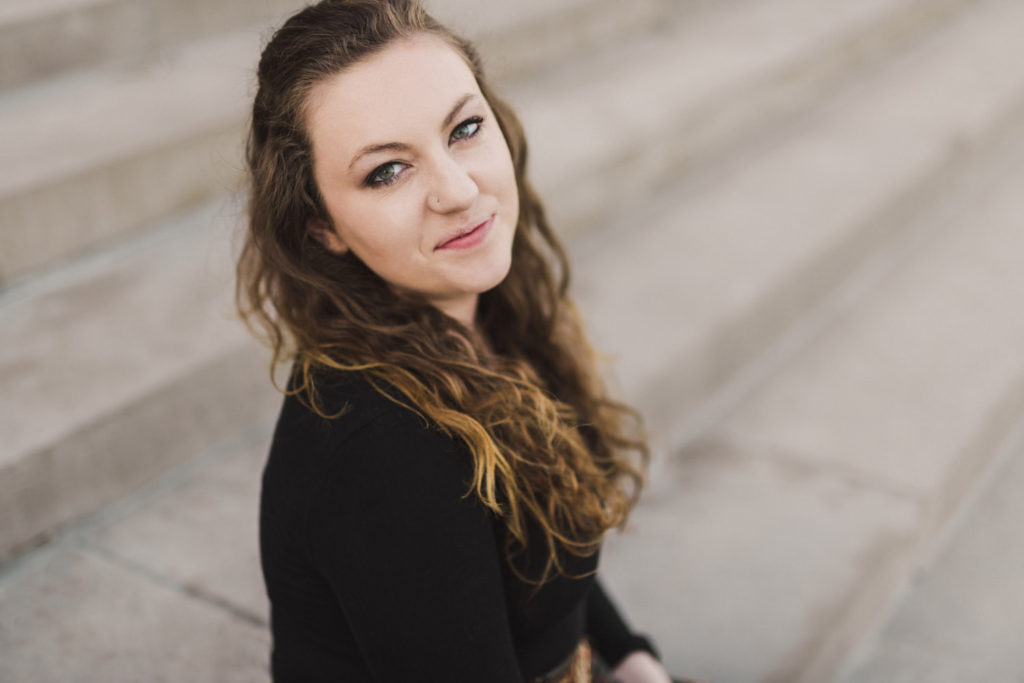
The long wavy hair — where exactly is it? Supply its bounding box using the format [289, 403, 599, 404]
[237, 0, 649, 585]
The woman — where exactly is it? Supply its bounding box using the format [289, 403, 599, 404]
[237, 1, 689, 681]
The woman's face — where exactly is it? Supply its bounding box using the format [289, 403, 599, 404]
[305, 34, 519, 328]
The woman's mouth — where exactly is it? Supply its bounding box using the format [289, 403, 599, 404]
[436, 216, 495, 251]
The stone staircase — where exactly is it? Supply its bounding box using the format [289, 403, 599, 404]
[3, 0, 1024, 681]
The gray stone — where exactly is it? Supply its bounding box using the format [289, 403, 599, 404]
[0, 0, 148, 92]
[0, 0, 674, 92]
[513, 0, 980, 237]
[0, 0, 307, 91]
[840, 440, 1024, 683]
[84, 420, 275, 623]
[0, 0, 966, 282]
[0, 199, 281, 561]
[151, 0, 306, 51]
[596, 93, 1024, 683]
[0, 30, 258, 284]
[600, 443, 920, 683]
[718, 126, 1024, 497]
[4, 0, 1024, 678]
[0, 546, 270, 683]
[431, 0, 673, 83]
[572, 0, 1024, 441]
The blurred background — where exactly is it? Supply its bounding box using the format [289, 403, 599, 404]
[2, 0, 1024, 681]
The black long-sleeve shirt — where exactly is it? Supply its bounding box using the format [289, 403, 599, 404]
[260, 371, 656, 681]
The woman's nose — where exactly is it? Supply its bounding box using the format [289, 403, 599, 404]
[428, 154, 478, 213]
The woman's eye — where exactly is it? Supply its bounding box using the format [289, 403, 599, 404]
[450, 117, 483, 143]
[365, 161, 405, 187]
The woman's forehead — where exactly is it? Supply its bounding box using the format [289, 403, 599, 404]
[305, 35, 481, 154]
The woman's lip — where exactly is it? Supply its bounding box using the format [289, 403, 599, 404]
[436, 216, 495, 250]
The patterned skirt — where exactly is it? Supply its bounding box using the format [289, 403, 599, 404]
[532, 639, 618, 683]
[532, 639, 697, 683]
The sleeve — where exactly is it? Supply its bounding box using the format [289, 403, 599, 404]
[307, 406, 525, 683]
[586, 578, 660, 669]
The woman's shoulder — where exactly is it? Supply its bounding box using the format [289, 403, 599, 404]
[271, 368, 425, 451]
[265, 367, 472, 500]
[274, 368, 405, 441]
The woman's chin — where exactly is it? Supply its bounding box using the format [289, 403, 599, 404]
[460, 250, 514, 294]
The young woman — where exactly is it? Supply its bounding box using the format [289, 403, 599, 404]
[237, 1, 690, 681]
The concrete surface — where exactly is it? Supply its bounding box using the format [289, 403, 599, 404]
[598, 84, 1024, 682]
[572, 0, 1024, 440]
[439, 0, 673, 83]
[0, 199, 280, 562]
[10, 137, 1023, 679]
[0, 0, 966, 282]
[840, 437, 1024, 683]
[0, 549, 268, 683]
[602, 444, 920, 683]
[0, 422, 274, 683]
[511, 0, 978, 237]
[0, 0, 305, 91]
[0, 30, 258, 283]
[0, 0, 148, 91]
[83, 420, 274, 624]
[3, 0, 1024, 680]
[3, 0, 994, 558]
[0, 0, 680, 283]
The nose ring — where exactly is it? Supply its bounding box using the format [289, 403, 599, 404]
[430, 195, 440, 206]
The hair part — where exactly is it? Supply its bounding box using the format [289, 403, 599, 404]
[238, 0, 649, 586]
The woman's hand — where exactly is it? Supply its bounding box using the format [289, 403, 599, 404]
[612, 651, 709, 683]
[612, 651, 672, 683]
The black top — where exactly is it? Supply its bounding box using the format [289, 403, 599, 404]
[260, 371, 657, 681]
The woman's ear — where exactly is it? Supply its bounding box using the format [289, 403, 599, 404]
[309, 217, 348, 254]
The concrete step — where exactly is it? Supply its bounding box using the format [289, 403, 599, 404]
[3, 4, 1024, 677]
[0, 0, 147, 93]
[0, 420, 275, 682]
[0, 1, 692, 560]
[0, 28, 260, 286]
[0, 0, 965, 284]
[0, 0, 669, 94]
[4, 110, 1023, 683]
[0, 0, 302, 93]
[429, 0, 676, 83]
[571, 0, 1024, 443]
[596, 74, 1024, 682]
[0, 0, 1014, 565]
[0, 0, 671, 285]
[0, 197, 281, 563]
[513, 0, 979, 236]
[839, 430, 1024, 683]
[0, 0, 704, 558]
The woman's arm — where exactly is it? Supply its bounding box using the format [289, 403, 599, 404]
[586, 579, 658, 667]
[587, 579, 675, 682]
[308, 406, 525, 683]
[614, 651, 673, 683]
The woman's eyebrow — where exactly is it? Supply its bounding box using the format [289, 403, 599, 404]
[441, 93, 476, 130]
[348, 141, 411, 171]
[347, 93, 477, 171]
